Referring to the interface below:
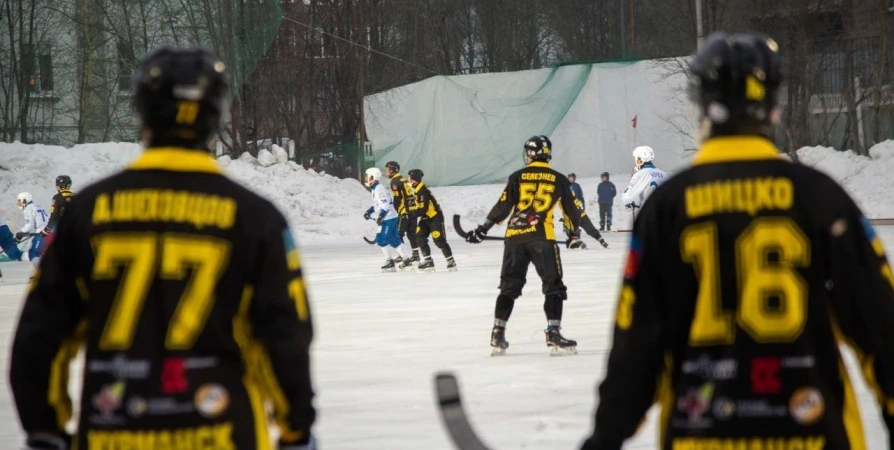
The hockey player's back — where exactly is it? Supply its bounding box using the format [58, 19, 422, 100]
[9, 47, 317, 450]
[582, 33, 894, 450]
[486, 160, 581, 243]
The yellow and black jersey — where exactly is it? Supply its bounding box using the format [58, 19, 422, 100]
[487, 161, 581, 242]
[587, 137, 894, 450]
[10, 147, 315, 450]
[47, 188, 75, 231]
[389, 173, 414, 215]
[409, 182, 443, 220]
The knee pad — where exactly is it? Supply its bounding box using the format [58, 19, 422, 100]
[432, 231, 447, 248]
[499, 278, 525, 299]
[541, 281, 567, 300]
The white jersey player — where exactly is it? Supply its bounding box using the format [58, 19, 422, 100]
[363, 168, 411, 271]
[16, 192, 49, 267]
[621, 146, 667, 212]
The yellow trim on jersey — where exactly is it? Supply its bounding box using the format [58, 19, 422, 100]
[545, 208, 556, 240]
[657, 353, 674, 447]
[528, 161, 551, 168]
[48, 320, 87, 430]
[233, 286, 273, 450]
[127, 147, 223, 174]
[692, 137, 783, 166]
[830, 314, 868, 449]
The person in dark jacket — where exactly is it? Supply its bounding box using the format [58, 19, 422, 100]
[568, 173, 584, 209]
[596, 172, 616, 231]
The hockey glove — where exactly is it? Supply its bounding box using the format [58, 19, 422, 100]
[24, 433, 72, 450]
[15, 231, 26, 241]
[279, 435, 317, 450]
[363, 206, 374, 221]
[376, 212, 386, 225]
[568, 239, 587, 250]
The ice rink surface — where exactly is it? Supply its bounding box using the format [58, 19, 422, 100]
[0, 229, 891, 449]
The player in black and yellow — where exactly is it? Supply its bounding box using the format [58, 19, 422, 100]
[385, 161, 420, 263]
[466, 135, 582, 355]
[406, 169, 456, 272]
[564, 193, 608, 250]
[46, 175, 75, 233]
[9, 47, 317, 450]
[581, 32, 894, 450]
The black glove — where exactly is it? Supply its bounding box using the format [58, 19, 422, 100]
[466, 225, 488, 244]
[566, 231, 584, 249]
[363, 211, 372, 221]
[376, 214, 385, 225]
[15, 231, 26, 240]
[25, 433, 72, 450]
[279, 434, 317, 450]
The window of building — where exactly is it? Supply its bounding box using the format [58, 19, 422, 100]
[117, 41, 135, 92]
[37, 43, 53, 91]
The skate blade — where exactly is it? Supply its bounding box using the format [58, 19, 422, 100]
[381, 268, 396, 273]
[490, 347, 507, 356]
[417, 267, 436, 273]
[447, 266, 458, 272]
[548, 346, 577, 356]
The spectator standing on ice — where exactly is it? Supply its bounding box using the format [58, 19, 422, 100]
[596, 172, 616, 231]
[568, 173, 584, 210]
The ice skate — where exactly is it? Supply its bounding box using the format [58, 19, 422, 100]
[398, 258, 416, 271]
[416, 259, 436, 273]
[407, 252, 420, 264]
[381, 260, 397, 273]
[394, 256, 403, 264]
[446, 260, 458, 272]
[490, 326, 509, 356]
[545, 327, 577, 356]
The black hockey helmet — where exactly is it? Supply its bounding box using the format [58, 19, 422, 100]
[688, 32, 782, 131]
[524, 135, 552, 163]
[55, 175, 72, 189]
[407, 169, 423, 181]
[133, 46, 229, 149]
[385, 161, 400, 173]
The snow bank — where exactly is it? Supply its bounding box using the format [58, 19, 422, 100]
[0, 142, 370, 244]
[1, 139, 892, 247]
[797, 140, 894, 218]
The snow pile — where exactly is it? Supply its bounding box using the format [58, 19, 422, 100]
[0, 142, 371, 244]
[2, 139, 893, 247]
[0, 142, 143, 228]
[797, 140, 894, 218]
[217, 153, 370, 242]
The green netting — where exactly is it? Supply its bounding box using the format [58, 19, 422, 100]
[364, 60, 695, 186]
[183, 0, 283, 89]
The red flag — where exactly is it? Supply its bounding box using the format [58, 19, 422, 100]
[631, 115, 637, 128]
